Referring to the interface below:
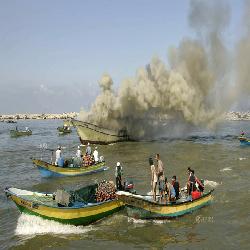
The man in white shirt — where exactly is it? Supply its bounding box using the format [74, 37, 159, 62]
[76, 146, 81, 158]
[93, 147, 99, 163]
[86, 142, 92, 155]
[55, 146, 61, 165]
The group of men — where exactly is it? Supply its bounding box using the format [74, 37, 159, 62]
[150, 154, 204, 202]
[55, 142, 99, 167]
[149, 153, 179, 202]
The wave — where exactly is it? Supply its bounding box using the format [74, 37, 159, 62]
[154, 134, 238, 143]
[15, 214, 93, 236]
[239, 157, 247, 161]
[204, 180, 221, 187]
[220, 167, 232, 172]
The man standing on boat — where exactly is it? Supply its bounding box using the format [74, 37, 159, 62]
[149, 157, 157, 202]
[55, 146, 62, 165]
[86, 142, 92, 155]
[93, 147, 99, 163]
[115, 162, 123, 190]
[76, 146, 81, 158]
[155, 153, 165, 202]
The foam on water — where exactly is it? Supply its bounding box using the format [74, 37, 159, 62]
[239, 157, 247, 161]
[15, 214, 93, 235]
[220, 167, 232, 172]
[128, 217, 148, 224]
[204, 180, 220, 187]
[128, 217, 171, 224]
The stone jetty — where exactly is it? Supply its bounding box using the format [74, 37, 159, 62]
[0, 112, 79, 121]
[225, 111, 250, 121]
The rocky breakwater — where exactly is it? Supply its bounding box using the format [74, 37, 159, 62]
[226, 111, 250, 121]
[0, 112, 79, 121]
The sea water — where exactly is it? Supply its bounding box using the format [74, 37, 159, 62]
[0, 120, 249, 249]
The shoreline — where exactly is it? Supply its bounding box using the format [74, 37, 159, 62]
[0, 111, 250, 121]
[0, 112, 79, 120]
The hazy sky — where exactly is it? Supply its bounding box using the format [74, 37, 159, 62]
[0, 0, 244, 113]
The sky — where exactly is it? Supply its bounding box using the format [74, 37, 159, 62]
[0, 0, 245, 114]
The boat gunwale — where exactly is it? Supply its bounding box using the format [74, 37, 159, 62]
[71, 119, 128, 138]
[33, 159, 106, 173]
[5, 187, 119, 210]
[117, 189, 214, 207]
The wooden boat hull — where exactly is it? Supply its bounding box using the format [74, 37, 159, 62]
[5, 187, 124, 226]
[71, 119, 129, 144]
[239, 138, 250, 145]
[33, 159, 108, 177]
[10, 130, 32, 137]
[117, 190, 213, 219]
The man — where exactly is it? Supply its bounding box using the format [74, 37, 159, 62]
[172, 176, 180, 200]
[187, 167, 196, 195]
[155, 154, 165, 201]
[149, 157, 157, 202]
[76, 146, 81, 158]
[86, 142, 92, 155]
[55, 146, 62, 165]
[93, 147, 99, 163]
[115, 162, 123, 190]
[165, 177, 176, 202]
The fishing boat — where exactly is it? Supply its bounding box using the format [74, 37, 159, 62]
[238, 137, 250, 145]
[70, 119, 129, 144]
[57, 126, 72, 135]
[116, 189, 214, 219]
[32, 159, 108, 177]
[6, 120, 17, 123]
[4, 184, 124, 226]
[10, 128, 32, 137]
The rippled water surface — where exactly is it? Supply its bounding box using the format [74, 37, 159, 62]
[0, 120, 249, 249]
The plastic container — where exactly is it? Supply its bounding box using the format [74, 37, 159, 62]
[58, 157, 64, 167]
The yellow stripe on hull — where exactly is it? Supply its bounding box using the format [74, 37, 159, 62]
[11, 194, 123, 220]
[33, 159, 106, 176]
[118, 191, 213, 218]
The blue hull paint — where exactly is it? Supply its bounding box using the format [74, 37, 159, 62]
[239, 140, 250, 146]
[37, 165, 108, 178]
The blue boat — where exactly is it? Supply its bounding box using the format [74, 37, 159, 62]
[239, 137, 250, 146]
[32, 159, 108, 177]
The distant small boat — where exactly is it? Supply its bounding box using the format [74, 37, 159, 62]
[6, 120, 17, 123]
[117, 190, 214, 219]
[71, 119, 130, 144]
[4, 185, 124, 226]
[32, 159, 108, 177]
[10, 129, 32, 137]
[238, 137, 250, 145]
[57, 126, 72, 135]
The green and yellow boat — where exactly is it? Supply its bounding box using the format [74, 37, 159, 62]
[117, 190, 214, 219]
[5, 185, 124, 226]
[32, 159, 108, 177]
[57, 126, 72, 135]
[10, 129, 32, 137]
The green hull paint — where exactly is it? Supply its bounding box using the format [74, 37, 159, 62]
[16, 203, 123, 226]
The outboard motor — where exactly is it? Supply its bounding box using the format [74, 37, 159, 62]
[124, 179, 136, 194]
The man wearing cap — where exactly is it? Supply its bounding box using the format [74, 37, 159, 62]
[115, 162, 123, 190]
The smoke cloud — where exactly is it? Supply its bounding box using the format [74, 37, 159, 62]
[79, 0, 250, 139]
[235, 1, 250, 94]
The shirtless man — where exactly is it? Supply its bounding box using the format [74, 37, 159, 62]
[155, 154, 165, 202]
